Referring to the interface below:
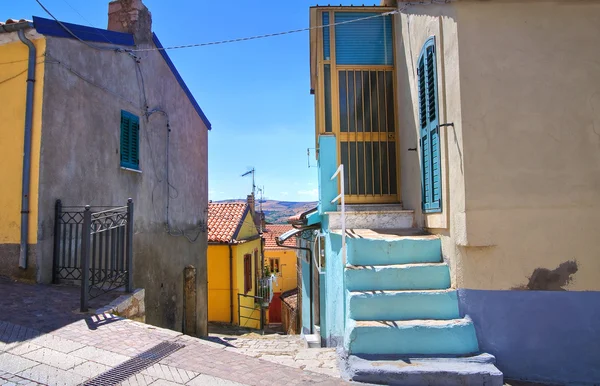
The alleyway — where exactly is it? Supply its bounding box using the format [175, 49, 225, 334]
[0, 278, 347, 385]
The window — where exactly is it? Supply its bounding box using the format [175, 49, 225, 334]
[269, 258, 280, 274]
[243, 254, 252, 294]
[418, 38, 442, 213]
[120, 110, 140, 170]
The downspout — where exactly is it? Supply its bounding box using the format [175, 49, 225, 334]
[17, 29, 36, 270]
[229, 243, 234, 324]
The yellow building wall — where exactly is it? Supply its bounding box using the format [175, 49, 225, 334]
[236, 210, 258, 240]
[233, 239, 262, 329]
[207, 244, 231, 323]
[265, 250, 298, 293]
[0, 37, 46, 245]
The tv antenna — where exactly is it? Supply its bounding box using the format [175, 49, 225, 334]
[241, 168, 256, 197]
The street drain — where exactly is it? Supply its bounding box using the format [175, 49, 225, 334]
[83, 341, 185, 386]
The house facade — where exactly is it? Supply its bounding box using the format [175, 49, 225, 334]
[0, 0, 210, 335]
[207, 202, 265, 329]
[263, 224, 298, 324]
[299, 1, 600, 384]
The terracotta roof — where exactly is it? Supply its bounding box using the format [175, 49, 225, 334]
[263, 224, 296, 250]
[208, 203, 248, 243]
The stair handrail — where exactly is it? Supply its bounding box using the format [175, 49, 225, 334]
[330, 164, 346, 265]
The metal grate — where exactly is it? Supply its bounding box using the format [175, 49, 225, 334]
[83, 341, 184, 386]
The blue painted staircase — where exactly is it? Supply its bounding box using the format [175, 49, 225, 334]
[333, 228, 502, 384]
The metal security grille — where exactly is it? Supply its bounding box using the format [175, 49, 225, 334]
[53, 199, 134, 311]
[84, 341, 184, 386]
[338, 69, 397, 197]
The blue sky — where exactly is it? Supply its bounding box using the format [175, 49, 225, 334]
[4, 0, 363, 202]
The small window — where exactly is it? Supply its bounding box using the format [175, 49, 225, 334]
[269, 258, 280, 274]
[120, 110, 140, 170]
[244, 254, 252, 294]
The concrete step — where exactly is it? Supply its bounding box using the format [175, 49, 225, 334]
[348, 289, 459, 321]
[327, 209, 415, 229]
[331, 232, 441, 266]
[345, 317, 480, 356]
[304, 333, 321, 348]
[342, 353, 503, 386]
[345, 263, 451, 291]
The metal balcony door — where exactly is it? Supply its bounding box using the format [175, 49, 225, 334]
[338, 68, 398, 203]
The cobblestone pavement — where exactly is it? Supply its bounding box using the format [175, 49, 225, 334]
[206, 332, 341, 378]
[0, 278, 349, 386]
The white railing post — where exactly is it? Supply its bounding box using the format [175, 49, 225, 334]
[330, 164, 346, 266]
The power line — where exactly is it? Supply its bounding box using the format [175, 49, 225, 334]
[34, 0, 128, 52]
[130, 10, 399, 52]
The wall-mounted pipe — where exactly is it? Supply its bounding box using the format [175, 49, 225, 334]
[229, 243, 234, 324]
[17, 29, 36, 269]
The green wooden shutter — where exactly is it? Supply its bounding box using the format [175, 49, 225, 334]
[120, 110, 140, 169]
[418, 38, 441, 213]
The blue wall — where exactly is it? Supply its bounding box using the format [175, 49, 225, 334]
[301, 252, 311, 335]
[458, 289, 600, 385]
[323, 230, 345, 347]
[318, 135, 338, 215]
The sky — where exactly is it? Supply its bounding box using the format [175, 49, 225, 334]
[3, 0, 365, 202]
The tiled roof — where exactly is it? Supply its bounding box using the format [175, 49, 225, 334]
[1, 19, 31, 26]
[208, 203, 248, 243]
[264, 224, 296, 250]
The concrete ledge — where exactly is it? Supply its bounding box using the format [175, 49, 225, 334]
[341, 352, 503, 386]
[95, 288, 145, 322]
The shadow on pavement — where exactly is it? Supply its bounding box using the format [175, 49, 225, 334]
[0, 276, 121, 343]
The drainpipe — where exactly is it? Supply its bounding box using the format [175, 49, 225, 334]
[229, 243, 234, 324]
[17, 29, 36, 270]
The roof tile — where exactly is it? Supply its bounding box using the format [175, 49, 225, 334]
[264, 224, 296, 250]
[208, 203, 248, 243]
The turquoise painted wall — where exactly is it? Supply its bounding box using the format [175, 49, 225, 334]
[318, 135, 337, 215]
[323, 228, 346, 346]
[319, 271, 327, 342]
[301, 250, 312, 335]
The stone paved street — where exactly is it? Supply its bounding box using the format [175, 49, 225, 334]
[0, 278, 349, 386]
[206, 332, 341, 378]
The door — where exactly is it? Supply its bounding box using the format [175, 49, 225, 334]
[269, 293, 282, 324]
[319, 10, 399, 204]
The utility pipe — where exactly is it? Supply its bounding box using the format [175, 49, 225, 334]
[229, 243, 234, 324]
[17, 29, 36, 269]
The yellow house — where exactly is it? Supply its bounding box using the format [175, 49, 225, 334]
[263, 224, 297, 324]
[207, 202, 263, 329]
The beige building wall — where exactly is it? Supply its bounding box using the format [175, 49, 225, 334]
[396, 0, 600, 291]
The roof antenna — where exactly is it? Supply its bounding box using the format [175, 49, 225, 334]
[241, 168, 256, 198]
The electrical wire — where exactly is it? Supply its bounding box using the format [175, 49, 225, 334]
[0, 61, 46, 85]
[130, 10, 399, 52]
[34, 0, 130, 53]
[44, 53, 142, 110]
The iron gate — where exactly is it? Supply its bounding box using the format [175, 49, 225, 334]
[53, 199, 134, 311]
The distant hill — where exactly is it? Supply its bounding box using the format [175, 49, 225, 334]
[214, 199, 317, 224]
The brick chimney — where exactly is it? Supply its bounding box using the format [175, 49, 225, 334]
[108, 0, 153, 44]
[247, 194, 255, 216]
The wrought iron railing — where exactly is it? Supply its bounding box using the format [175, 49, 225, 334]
[53, 199, 134, 311]
[238, 293, 264, 329]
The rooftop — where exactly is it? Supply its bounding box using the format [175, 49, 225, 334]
[207, 203, 249, 243]
[264, 224, 296, 250]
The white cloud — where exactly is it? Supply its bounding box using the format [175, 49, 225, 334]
[297, 188, 318, 200]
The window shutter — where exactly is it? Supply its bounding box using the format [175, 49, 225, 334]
[418, 39, 442, 213]
[334, 12, 393, 65]
[120, 110, 140, 169]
